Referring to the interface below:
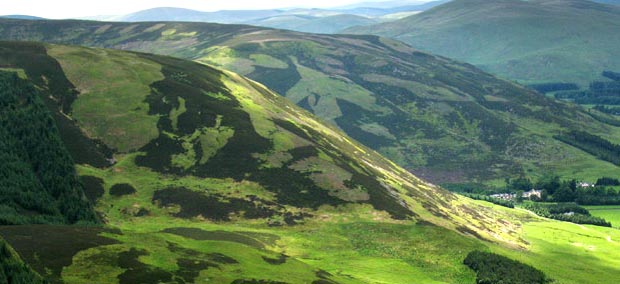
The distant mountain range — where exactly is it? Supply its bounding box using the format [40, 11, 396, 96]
[0, 15, 45, 20]
[346, 0, 620, 86]
[594, 0, 620, 4]
[244, 14, 378, 34]
[78, 1, 447, 33]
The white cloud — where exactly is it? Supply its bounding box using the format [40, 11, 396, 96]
[0, 0, 411, 19]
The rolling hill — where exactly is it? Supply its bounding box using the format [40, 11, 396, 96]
[90, 7, 379, 33]
[107, 7, 283, 23]
[2, 18, 620, 186]
[244, 14, 378, 34]
[595, 0, 620, 5]
[346, 0, 620, 86]
[0, 15, 45, 20]
[1, 40, 620, 284]
[84, 4, 439, 33]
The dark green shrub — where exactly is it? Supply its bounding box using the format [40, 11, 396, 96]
[464, 251, 550, 284]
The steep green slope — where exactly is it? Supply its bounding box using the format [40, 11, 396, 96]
[0, 69, 98, 225]
[0, 41, 504, 283]
[2, 42, 620, 284]
[347, 0, 620, 86]
[0, 41, 510, 238]
[3, 19, 620, 185]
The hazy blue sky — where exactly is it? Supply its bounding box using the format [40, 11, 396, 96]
[1, 0, 431, 19]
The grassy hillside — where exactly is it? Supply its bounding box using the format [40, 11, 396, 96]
[347, 0, 620, 86]
[2, 41, 620, 283]
[1, 18, 620, 186]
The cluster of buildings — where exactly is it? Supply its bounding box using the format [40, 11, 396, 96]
[490, 189, 542, 201]
[489, 181, 596, 201]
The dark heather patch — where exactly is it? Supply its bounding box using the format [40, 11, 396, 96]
[135, 134, 185, 173]
[162, 227, 268, 250]
[261, 254, 288, 265]
[137, 53, 273, 180]
[287, 146, 320, 164]
[275, 116, 413, 219]
[117, 248, 173, 284]
[347, 173, 413, 220]
[456, 226, 487, 241]
[152, 187, 275, 221]
[297, 95, 316, 112]
[42, 97, 114, 167]
[273, 119, 313, 141]
[312, 280, 338, 284]
[109, 183, 137, 197]
[333, 99, 394, 149]
[252, 168, 346, 209]
[0, 225, 119, 283]
[133, 54, 347, 211]
[80, 176, 105, 202]
[137, 208, 150, 217]
[231, 280, 290, 284]
[176, 258, 213, 283]
[168, 242, 239, 283]
[283, 212, 310, 226]
[166, 243, 225, 283]
[248, 60, 301, 95]
[313, 270, 341, 284]
[207, 253, 239, 264]
[422, 202, 451, 220]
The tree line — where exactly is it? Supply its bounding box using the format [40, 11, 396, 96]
[0, 239, 46, 284]
[459, 193, 514, 208]
[528, 82, 579, 94]
[553, 71, 620, 106]
[0, 71, 98, 225]
[464, 251, 550, 284]
[554, 130, 620, 165]
[521, 202, 611, 227]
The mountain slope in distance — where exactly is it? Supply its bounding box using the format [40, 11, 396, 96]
[2, 18, 620, 186]
[0, 15, 45, 20]
[346, 0, 620, 86]
[110, 7, 283, 23]
[244, 14, 378, 34]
